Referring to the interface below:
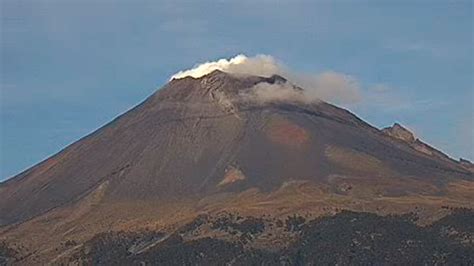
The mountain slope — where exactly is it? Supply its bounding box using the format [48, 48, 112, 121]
[1, 70, 473, 264]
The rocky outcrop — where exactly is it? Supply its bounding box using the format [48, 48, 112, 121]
[382, 123, 462, 166]
[382, 123, 415, 143]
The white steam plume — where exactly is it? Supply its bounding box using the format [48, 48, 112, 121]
[240, 82, 307, 104]
[170, 54, 361, 105]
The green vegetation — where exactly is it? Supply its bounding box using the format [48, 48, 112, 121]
[68, 209, 473, 265]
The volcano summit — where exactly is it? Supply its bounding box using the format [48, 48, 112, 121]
[1, 69, 473, 265]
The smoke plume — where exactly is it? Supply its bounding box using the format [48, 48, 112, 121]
[170, 54, 361, 104]
[239, 82, 307, 104]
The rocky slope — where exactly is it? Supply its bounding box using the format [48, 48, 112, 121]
[0, 70, 473, 264]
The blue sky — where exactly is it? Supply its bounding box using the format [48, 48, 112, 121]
[1, 0, 472, 181]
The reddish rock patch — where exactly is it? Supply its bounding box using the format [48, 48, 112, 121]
[266, 118, 310, 148]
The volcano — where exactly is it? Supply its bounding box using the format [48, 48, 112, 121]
[1, 70, 473, 264]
